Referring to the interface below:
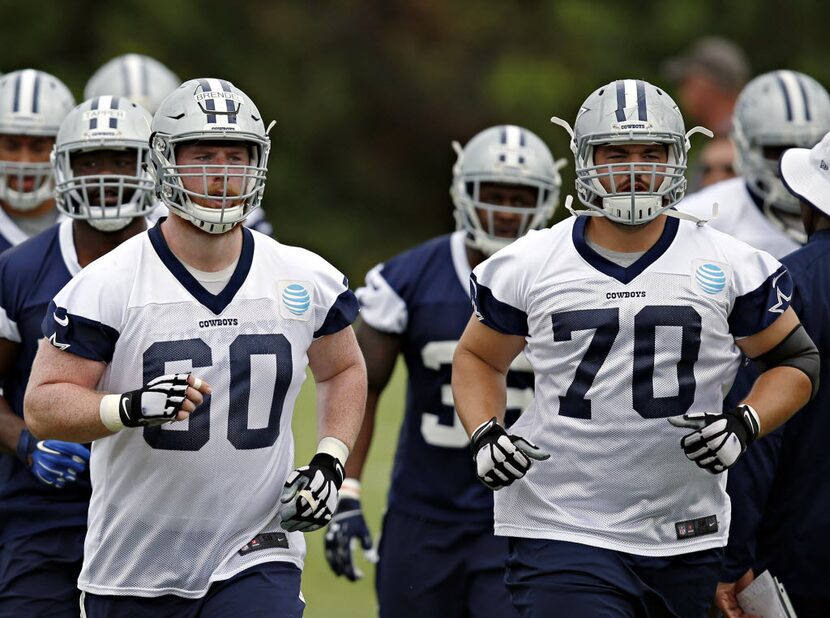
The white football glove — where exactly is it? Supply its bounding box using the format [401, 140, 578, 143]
[99, 373, 194, 431]
[668, 404, 761, 474]
[470, 417, 549, 491]
[280, 453, 345, 532]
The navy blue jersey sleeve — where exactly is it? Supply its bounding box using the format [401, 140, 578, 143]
[41, 301, 119, 362]
[469, 273, 529, 337]
[729, 265, 793, 338]
[314, 283, 360, 338]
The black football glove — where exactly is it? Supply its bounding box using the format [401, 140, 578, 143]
[470, 417, 549, 491]
[668, 404, 761, 474]
[324, 486, 376, 581]
[280, 453, 345, 532]
[118, 373, 192, 428]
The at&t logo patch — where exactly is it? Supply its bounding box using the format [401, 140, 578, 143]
[279, 281, 312, 320]
[693, 261, 729, 295]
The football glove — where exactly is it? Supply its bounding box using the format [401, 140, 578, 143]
[280, 453, 345, 533]
[470, 417, 549, 491]
[100, 372, 193, 431]
[668, 404, 761, 474]
[324, 479, 377, 581]
[15, 428, 90, 489]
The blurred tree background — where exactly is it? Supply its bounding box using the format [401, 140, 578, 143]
[1, 0, 824, 280]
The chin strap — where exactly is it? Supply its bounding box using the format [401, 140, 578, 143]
[663, 202, 719, 226]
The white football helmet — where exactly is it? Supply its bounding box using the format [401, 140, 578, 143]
[84, 54, 181, 115]
[53, 96, 155, 232]
[552, 79, 710, 225]
[149, 78, 271, 234]
[450, 125, 562, 256]
[732, 70, 830, 243]
[0, 69, 75, 211]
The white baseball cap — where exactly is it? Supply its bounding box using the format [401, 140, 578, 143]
[780, 130, 830, 216]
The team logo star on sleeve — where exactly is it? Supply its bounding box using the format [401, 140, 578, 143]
[768, 272, 792, 314]
[48, 332, 70, 351]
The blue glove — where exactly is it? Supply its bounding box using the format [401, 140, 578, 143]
[324, 490, 376, 581]
[15, 428, 90, 488]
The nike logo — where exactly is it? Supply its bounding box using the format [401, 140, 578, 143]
[121, 397, 130, 421]
[166, 113, 186, 120]
[53, 312, 69, 327]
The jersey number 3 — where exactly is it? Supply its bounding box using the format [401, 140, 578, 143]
[552, 305, 702, 419]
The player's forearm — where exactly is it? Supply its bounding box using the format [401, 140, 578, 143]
[741, 366, 811, 437]
[315, 359, 368, 453]
[24, 383, 112, 443]
[0, 397, 25, 455]
[452, 344, 508, 436]
[343, 390, 379, 480]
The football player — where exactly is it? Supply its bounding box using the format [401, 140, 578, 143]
[681, 70, 830, 257]
[716, 133, 830, 617]
[452, 79, 817, 616]
[324, 125, 561, 618]
[24, 78, 366, 616]
[83, 54, 273, 236]
[0, 96, 155, 616]
[0, 69, 75, 253]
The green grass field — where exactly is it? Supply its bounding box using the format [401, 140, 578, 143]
[291, 361, 406, 617]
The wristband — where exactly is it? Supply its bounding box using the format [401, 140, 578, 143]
[99, 394, 124, 432]
[317, 436, 350, 468]
[340, 478, 361, 501]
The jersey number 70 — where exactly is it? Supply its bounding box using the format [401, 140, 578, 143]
[553, 305, 702, 419]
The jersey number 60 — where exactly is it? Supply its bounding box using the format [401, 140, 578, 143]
[142, 335, 291, 451]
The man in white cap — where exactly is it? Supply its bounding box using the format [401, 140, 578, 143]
[716, 132, 830, 617]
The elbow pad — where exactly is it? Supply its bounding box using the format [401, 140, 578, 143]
[752, 324, 820, 400]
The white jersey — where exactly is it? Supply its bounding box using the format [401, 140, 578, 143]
[470, 215, 792, 557]
[44, 224, 358, 597]
[679, 177, 800, 258]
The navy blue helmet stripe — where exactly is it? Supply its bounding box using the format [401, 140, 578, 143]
[500, 127, 507, 144]
[198, 79, 217, 123]
[31, 73, 41, 114]
[519, 129, 526, 147]
[776, 75, 794, 121]
[615, 80, 626, 122]
[220, 80, 237, 124]
[89, 97, 99, 130]
[109, 96, 119, 129]
[797, 76, 812, 121]
[636, 80, 647, 121]
[12, 73, 21, 113]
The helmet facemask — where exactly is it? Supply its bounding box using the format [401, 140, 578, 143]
[151, 133, 269, 235]
[54, 146, 154, 232]
[452, 177, 555, 256]
[577, 137, 688, 225]
[0, 158, 55, 211]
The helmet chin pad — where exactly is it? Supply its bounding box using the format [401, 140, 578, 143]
[601, 195, 663, 225]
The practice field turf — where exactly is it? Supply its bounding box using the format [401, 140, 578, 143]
[291, 361, 406, 617]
